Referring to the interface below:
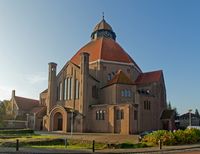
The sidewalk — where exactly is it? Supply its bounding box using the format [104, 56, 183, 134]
[96, 144, 200, 153]
[0, 144, 200, 154]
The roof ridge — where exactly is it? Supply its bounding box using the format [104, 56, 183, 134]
[15, 96, 39, 102]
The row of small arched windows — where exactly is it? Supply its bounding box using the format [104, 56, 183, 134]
[121, 89, 131, 97]
[107, 71, 117, 81]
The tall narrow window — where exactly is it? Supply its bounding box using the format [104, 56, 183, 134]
[107, 73, 111, 81]
[121, 110, 124, 119]
[121, 90, 124, 97]
[127, 90, 131, 97]
[64, 79, 67, 100]
[134, 110, 138, 120]
[116, 109, 121, 120]
[70, 77, 72, 99]
[57, 86, 59, 100]
[96, 111, 99, 120]
[67, 78, 71, 100]
[92, 85, 98, 98]
[59, 82, 62, 101]
[116, 109, 124, 120]
[75, 79, 79, 99]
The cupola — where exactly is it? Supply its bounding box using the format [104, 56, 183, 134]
[91, 16, 116, 40]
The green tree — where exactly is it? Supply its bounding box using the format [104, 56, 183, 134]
[0, 100, 13, 127]
[195, 109, 200, 118]
[167, 101, 172, 110]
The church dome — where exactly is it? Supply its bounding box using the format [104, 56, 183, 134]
[70, 19, 141, 72]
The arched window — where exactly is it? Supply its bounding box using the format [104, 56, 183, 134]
[121, 90, 124, 97]
[75, 79, 79, 99]
[67, 77, 72, 100]
[64, 79, 67, 100]
[59, 82, 62, 101]
[124, 89, 128, 97]
[96, 111, 99, 120]
[127, 90, 131, 97]
[107, 73, 112, 81]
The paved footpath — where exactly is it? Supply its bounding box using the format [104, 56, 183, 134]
[1, 144, 200, 154]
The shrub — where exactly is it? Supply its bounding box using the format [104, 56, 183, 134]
[142, 128, 200, 146]
[0, 129, 34, 134]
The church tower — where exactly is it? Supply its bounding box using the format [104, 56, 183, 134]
[47, 62, 57, 114]
[79, 52, 89, 132]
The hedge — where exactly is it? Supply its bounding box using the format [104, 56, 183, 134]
[142, 128, 200, 145]
[0, 129, 34, 134]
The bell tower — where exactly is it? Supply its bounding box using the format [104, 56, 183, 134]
[47, 62, 57, 114]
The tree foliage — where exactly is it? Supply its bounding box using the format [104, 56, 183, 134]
[195, 109, 200, 118]
[0, 100, 13, 127]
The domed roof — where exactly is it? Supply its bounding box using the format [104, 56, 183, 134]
[93, 19, 113, 32]
[70, 38, 141, 72]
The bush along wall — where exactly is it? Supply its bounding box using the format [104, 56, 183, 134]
[142, 128, 200, 145]
[0, 129, 34, 134]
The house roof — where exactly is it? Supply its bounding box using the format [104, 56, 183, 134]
[160, 109, 175, 120]
[41, 89, 48, 94]
[107, 70, 133, 86]
[30, 106, 46, 114]
[134, 70, 162, 85]
[180, 112, 197, 119]
[70, 37, 141, 71]
[14, 96, 39, 111]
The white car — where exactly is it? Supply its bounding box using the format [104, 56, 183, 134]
[187, 126, 200, 130]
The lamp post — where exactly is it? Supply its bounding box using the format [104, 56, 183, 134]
[188, 109, 192, 127]
[33, 113, 36, 130]
[26, 113, 29, 128]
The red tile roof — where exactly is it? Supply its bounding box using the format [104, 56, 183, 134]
[15, 96, 39, 111]
[70, 38, 141, 71]
[30, 106, 46, 114]
[105, 70, 133, 87]
[134, 70, 163, 85]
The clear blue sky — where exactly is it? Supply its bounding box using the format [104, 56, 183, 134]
[0, 0, 200, 114]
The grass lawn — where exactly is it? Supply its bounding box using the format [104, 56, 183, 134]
[0, 129, 149, 150]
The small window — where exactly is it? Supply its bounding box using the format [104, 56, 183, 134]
[121, 90, 124, 97]
[96, 111, 99, 120]
[134, 110, 138, 120]
[107, 73, 112, 81]
[75, 79, 79, 99]
[144, 100, 151, 110]
[127, 90, 131, 97]
[96, 110, 105, 120]
[116, 109, 124, 120]
[92, 85, 98, 98]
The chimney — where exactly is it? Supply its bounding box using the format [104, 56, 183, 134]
[12, 90, 15, 98]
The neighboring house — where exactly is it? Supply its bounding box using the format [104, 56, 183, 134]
[179, 112, 200, 129]
[160, 109, 176, 130]
[10, 90, 46, 130]
[40, 17, 170, 134]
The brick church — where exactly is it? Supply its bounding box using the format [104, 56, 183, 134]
[11, 17, 173, 134]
